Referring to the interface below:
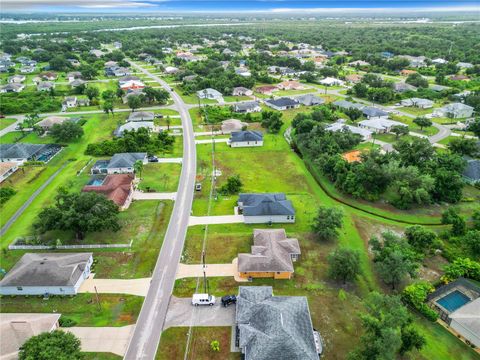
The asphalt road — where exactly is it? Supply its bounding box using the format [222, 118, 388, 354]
[123, 61, 196, 360]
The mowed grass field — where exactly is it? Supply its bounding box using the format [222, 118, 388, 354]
[138, 163, 181, 192]
[175, 105, 479, 359]
[1, 294, 143, 327]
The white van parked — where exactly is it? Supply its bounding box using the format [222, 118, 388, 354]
[192, 293, 216, 306]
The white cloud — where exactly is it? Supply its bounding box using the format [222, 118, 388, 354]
[270, 6, 480, 13]
[1, 0, 158, 10]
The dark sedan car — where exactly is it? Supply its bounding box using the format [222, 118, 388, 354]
[221, 295, 237, 307]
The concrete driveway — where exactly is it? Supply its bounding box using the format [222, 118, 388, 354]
[66, 325, 135, 356]
[133, 191, 177, 200]
[189, 215, 244, 226]
[78, 274, 151, 296]
[164, 296, 235, 329]
[195, 138, 229, 145]
[154, 157, 183, 163]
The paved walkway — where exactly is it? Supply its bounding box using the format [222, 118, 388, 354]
[176, 258, 246, 282]
[154, 157, 183, 163]
[66, 325, 135, 356]
[194, 131, 223, 136]
[195, 138, 229, 144]
[133, 191, 177, 201]
[164, 296, 235, 329]
[188, 214, 244, 226]
[78, 274, 151, 296]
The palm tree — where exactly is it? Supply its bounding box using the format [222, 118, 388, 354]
[166, 116, 171, 131]
[133, 160, 144, 179]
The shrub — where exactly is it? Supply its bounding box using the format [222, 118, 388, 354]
[441, 258, 480, 283]
[0, 187, 16, 205]
[58, 316, 77, 327]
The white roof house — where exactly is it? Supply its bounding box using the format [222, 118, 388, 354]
[432, 58, 448, 64]
[326, 121, 373, 140]
[114, 121, 154, 137]
[197, 88, 223, 100]
[319, 77, 344, 86]
[164, 66, 179, 74]
[456, 62, 474, 69]
[358, 118, 408, 133]
[449, 298, 480, 347]
[433, 103, 474, 119]
[400, 98, 434, 109]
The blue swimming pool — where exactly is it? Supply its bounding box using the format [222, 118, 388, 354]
[87, 178, 105, 186]
[437, 290, 470, 312]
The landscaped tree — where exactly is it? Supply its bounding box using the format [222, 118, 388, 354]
[210, 340, 220, 352]
[19, 330, 82, 360]
[412, 117, 432, 132]
[133, 159, 144, 179]
[406, 73, 429, 88]
[50, 122, 84, 142]
[394, 137, 435, 167]
[127, 95, 142, 112]
[312, 206, 344, 241]
[328, 248, 361, 284]
[102, 90, 116, 101]
[464, 230, 480, 256]
[166, 116, 171, 130]
[467, 117, 480, 138]
[448, 137, 479, 157]
[219, 175, 242, 195]
[344, 107, 363, 121]
[390, 124, 409, 139]
[370, 232, 420, 290]
[441, 208, 466, 236]
[79, 64, 98, 80]
[347, 292, 425, 360]
[103, 100, 114, 115]
[23, 113, 40, 128]
[85, 86, 100, 101]
[404, 225, 437, 254]
[260, 110, 283, 133]
[35, 190, 121, 240]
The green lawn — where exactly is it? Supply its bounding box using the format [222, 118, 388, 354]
[398, 106, 434, 117]
[390, 114, 440, 136]
[0, 112, 129, 245]
[83, 353, 122, 360]
[157, 327, 239, 360]
[0, 118, 16, 131]
[0, 294, 143, 327]
[137, 163, 181, 192]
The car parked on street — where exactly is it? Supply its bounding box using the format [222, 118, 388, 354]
[195, 183, 202, 191]
[148, 155, 159, 162]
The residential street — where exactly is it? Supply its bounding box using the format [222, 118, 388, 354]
[123, 61, 196, 360]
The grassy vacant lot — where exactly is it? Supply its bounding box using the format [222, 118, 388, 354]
[0, 294, 143, 326]
[157, 327, 240, 360]
[390, 114, 439, 136]
[398, 106, 434, 117]
[138, 163, 181, 192]
[0, 118, 16, 130]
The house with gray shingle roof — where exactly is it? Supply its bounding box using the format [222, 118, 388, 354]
[235, 286, 322, 360]
[0, 253, 93, 295]
[462, 157, 480, 184]
[238, 229, 300, 280]
[293, 93, 324, 106]
[233, 101, 261, 113]
[359, 118, 407, 133]
[362, 106, 389, 119]
[229, 130, 263, 148]
[0, 143, 62, 164]
[400, 98, 434, 109]
[114, 121, 154, 137]
[91, 153, 147, 174]
[433, 103, 474, 119]
[264, 97, 299, 111]
[128, 111, 154, 122]
[333, 100, 364, 111]
[238, 193, 295, 224]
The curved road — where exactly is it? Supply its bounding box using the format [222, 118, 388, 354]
[124, 61, 196, 360]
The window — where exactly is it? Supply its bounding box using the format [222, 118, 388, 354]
[17, 287, 23, 291]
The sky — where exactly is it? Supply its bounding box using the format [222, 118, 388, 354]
[1, 0, 479, 13]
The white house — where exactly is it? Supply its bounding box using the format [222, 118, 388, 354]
[433, 103, 474, 119]
[264, 97, 300, 111]
[0, 162, 18, 183]
[228, 130, 264, 148]
[8, 75, 25, 83]
[164, 66, 179, 74]
[197, 88, 223, 101]
[448, 298, 480, 347]
[232, 87, 253, 96]
[0, 253, 93, 296]
[359, 118, 408, 133]
[319, 77, 344, 86]
[91, 152, 147, 174]
[238, 193, 295, 224]
[400, 98, 434, 109]
[64, 96, 77, 108]
[0, 83, 24, 93]
[326, 121, 373, 141]
[233, 101, 262, 113]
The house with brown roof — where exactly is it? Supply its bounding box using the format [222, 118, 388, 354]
[255, 85, 278, 95]
[400, 69, 417, 76]
[82, 174, 135, 210]
[450, 75, 470, 81]
[0, 162, 18, 183]
[277, 80, 303, 91]
[345, 74, 363, 84]
[36, 116, 69, 131]
[237, 229, 300, 280]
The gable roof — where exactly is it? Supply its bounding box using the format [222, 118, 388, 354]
[463, 157, 480, 181]
[238, 193, 295, 217]
[114, 121, 154, 137]
[294, 94, 324, 106]
[0, 253, 92, 287]
[362, 106, 389, 118]
[82, 174, 134, 206]
[234, 101, 260, 112]
[128, 111, 154, 121]
[449, 298, 480, 343]
[230, 130, 263, 143]
[108, 153, 146, 169]
[359, 118, 407, 130]
[1, 313, 61, 359]
[238, 229, 300, 273]
[236, 286, 318, 360]
[332, 100, 364, 110]
[0, 143, 49, 160]
[37, 116, 69, 128]
[265, 97, 299, 108]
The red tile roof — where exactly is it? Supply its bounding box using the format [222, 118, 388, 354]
[82, 174, 134, 207]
